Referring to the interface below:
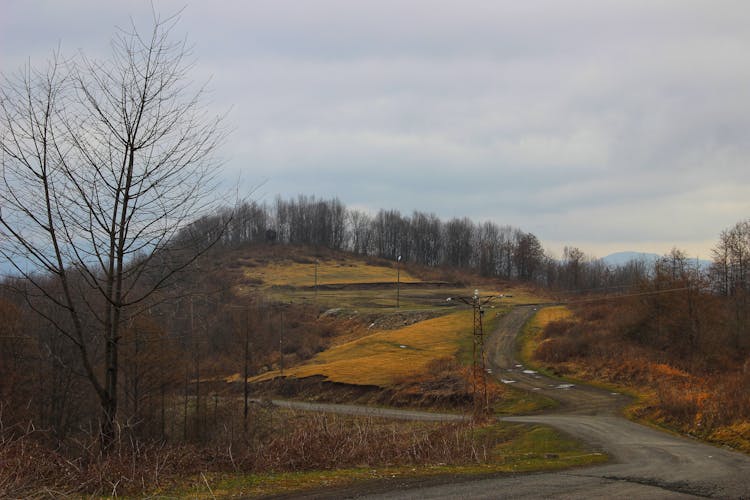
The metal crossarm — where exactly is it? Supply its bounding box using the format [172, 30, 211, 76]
[447, 290, 497, 418]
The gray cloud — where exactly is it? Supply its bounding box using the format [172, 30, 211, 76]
[3, 0, 750, 258]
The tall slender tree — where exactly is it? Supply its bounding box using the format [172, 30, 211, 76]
[0, 13, 226, 448]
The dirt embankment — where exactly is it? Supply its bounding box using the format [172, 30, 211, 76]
[250, 373, 472, 410]
[302, 281, 457, 291]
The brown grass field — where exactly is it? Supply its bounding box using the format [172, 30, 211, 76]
[253, 310, 479, 386]
[242, 256, 422, 287]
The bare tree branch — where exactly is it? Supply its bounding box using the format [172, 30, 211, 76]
[0, 12, 228, 450]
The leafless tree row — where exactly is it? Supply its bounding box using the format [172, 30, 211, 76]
[192, 197, 551, 281]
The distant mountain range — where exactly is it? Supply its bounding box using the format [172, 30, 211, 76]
[601, 251, 712, 269]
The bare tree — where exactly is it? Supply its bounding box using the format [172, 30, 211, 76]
[712, 219, 750, 348]
[443, 217, 474, 269]
[513, 232, 544, 281]
[0, 13, 226, 448]
[562, 246, 586, 289]
[347, 209, 372, 255]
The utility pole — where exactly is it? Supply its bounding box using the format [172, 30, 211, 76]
[396, 255, 402, 308]
[190, 296, 202, 439]
[243, 305, 250, 428]
[279, 310, 284, 376]
[471, 290, 487, 416]
[447, 289, 497, 418]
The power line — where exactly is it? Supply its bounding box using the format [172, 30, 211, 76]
[554, 286, 693, 306]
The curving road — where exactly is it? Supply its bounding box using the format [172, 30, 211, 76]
[358, 306, 750, 499]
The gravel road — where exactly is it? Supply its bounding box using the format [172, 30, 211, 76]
[263, 399, 468, 422]
[358, 306, 750, 499]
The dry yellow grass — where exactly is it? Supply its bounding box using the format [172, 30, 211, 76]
[533, 306, 572, 326]
[244, 258, 422, 287]
[253, 311, 473, 387]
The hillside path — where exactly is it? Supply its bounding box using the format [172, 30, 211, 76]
[358, 306, 750, 499]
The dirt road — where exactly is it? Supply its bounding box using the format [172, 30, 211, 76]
[361, 306, 750, 499]
[260, 399, 467, 422]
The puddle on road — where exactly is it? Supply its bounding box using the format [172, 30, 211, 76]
[522, 369, 537, 374]
[501, 379, 517, 384]
[555, 384, 575, 390]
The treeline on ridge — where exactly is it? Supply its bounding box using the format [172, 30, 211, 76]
[183, 195, 645, 292]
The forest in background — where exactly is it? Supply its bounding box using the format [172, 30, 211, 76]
[192, 194, 655, 291]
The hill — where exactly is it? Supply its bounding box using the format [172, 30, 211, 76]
[157, 243, 539, 396]
[601, 251, 711, 269]
[601, 251, 660, 266]
[211, 243, 541, 405]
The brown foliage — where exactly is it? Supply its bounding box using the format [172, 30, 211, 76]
[535, 321, 591, 363]
[534, 296, 750, 449]
[386, 356, 473, 408]
[0, 404, 499, 497]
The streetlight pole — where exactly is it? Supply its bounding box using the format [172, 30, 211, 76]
[243, 304, 250, 428]
[279, 309, 284, 376]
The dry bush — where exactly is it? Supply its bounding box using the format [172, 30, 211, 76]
[535, 321, 591, 363]
[649, 369, 750, 450]
[387, 356, 473, 408]
[1, 403, 502, 497]
[0, 427, 205, 498]
[576, 303, 609, 322]
[541, 320, 576, 338]
[425, 356, 465, 377]
[656, 383, 708, 427]
[715, 371, 750, 424]
[0, 430, 72, 498]
[247, 411, 492, 471]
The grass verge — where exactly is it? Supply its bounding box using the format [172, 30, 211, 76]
[493, 384, 558, 415]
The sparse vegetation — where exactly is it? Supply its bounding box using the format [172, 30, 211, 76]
[0, 405, 604, 498]
[528, 299, 750, 452]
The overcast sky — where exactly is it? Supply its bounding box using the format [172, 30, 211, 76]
[3, 1, 749, 259]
